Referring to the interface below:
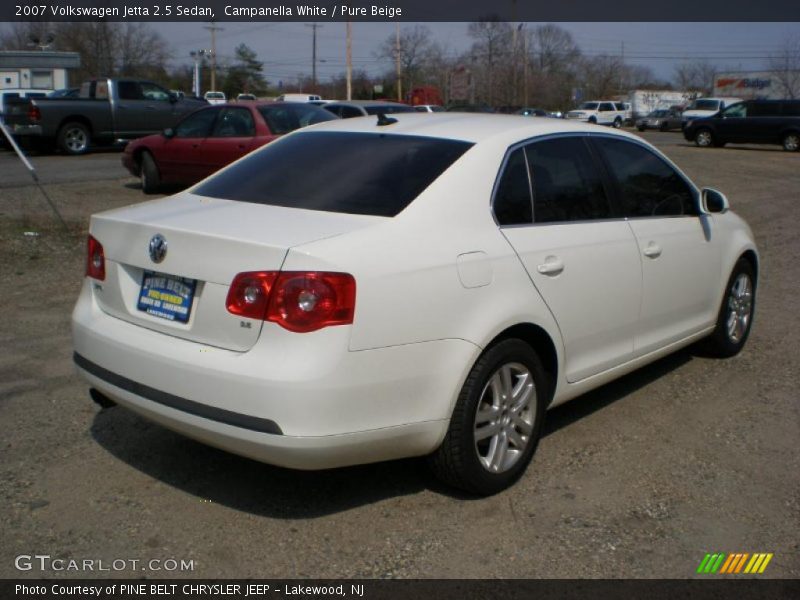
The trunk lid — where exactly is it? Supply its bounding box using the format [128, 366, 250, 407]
[89, 192, 380, 351]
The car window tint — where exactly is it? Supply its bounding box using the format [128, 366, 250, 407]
[212, 107, 256, 137]
[194, 132, 473, 217]
[117, 81, 141, 100]
[783, 102, 800, 116]
[748, 102, 779, 117]
[493, 148, 532, 226]
[594, 137, 697, 218]
[257, 104, 336, 135]
[175, 108, 219, 138]
[335, 106, 363, 118]
[525, 137, 610, 223]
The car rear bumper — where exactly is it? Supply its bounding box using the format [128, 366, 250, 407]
[72, 279, 477, 469]
[7, 123, 42, 136]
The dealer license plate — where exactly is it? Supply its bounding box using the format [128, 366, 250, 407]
[137, 271, 197, 323]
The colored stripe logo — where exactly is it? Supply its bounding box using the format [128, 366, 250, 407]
[697, 553, 773, 574]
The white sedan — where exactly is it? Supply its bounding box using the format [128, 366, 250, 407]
[72, 114, 758, 495]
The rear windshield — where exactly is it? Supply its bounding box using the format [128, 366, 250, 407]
[194, 131, 473, 217]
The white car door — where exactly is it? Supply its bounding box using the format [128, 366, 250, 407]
[591, 136, 724, 355]
[495, 136, 642, 383]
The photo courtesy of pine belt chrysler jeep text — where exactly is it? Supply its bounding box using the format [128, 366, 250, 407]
[72, 113, 758, 495]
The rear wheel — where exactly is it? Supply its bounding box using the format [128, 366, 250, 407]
[588, 116, 597, 124]
[428, 339, 549, 495]
[695, 128, 714, 148]
[637, 125, 646, 132]
[782, 132, 800, 152]
[57, 121, 91, 155]
[702, 258, 756, 358]
[613, 117, 622, 129]
[140, 151, 161, 194]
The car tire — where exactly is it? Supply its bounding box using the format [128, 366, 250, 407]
[428, 338, 549, 496]
[659, 122, 669, 132]
[694, 128, 714, 148]
[637, 125, 646, 132]
[588, 116, 597, 124]
[57, 121, 91, 155]
[782, 132, 800, 152]
[140, 151, 161, 194]
[701, 258, 756, 358]
[613, 117, 622, 129]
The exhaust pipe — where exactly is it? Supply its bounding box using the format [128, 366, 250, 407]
[90, 388, 116, 409]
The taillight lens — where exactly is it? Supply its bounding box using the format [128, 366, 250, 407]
[225, 271, 278, 320]
[28, 104, 41, 123]
[226, 271, 356, 333]
[86, 235, 105, 280]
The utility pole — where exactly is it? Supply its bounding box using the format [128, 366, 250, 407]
[395, 23, 402, 101]
[190, 49, 209, 97]
[204, 22, 223, 92]
[346, 22, 352, 100]
[305, 23, 322, 92]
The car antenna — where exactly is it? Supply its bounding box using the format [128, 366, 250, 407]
[376, 112, 398, 126]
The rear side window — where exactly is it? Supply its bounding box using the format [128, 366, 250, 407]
[257, 103, 336, 135]
[194, 132, 473, 217]
[749, 102, 780, 117]
[212, 107, 255, 137]
[493, 148, 532, 225]
[117, 81, 141, 100]
[526, 137, 611, 223]
[783, 102, 800, 116]
[593, 137, 696, 218]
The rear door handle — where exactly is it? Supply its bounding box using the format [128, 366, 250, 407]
[537, 256, 564, 276]
[643, 242, 662, 258]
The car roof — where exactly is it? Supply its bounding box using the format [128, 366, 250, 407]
[294, 112, 640, 145]
[326, 100, 410, 107]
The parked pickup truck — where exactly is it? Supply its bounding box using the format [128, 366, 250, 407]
[4, 78, 206, 154]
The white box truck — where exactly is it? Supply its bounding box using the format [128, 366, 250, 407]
[628, 90, 695, 119]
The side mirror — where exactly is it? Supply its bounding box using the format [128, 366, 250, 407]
[701, 187, 729, 214]
[163, 128, 175, 139]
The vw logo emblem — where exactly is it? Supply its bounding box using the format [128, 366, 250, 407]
[148, 234, 167, 264]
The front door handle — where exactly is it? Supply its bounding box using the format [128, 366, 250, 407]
[537, 256, 564, 276]
[643, 242, 662, 258]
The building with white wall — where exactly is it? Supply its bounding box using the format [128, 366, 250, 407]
[0, 51, 81, 90]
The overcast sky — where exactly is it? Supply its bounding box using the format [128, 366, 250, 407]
[153, 21, 799, 86]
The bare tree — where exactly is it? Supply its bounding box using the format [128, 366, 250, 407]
[526, 24, 581, 109]
[769, 33, 800, 99]
[581, 54, 624, 99]
[468, 19, 513, 106]
[376, 25, 437, 95]
[673, 59, 717, 94]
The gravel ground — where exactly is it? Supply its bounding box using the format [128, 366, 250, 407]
[0, 133, 798, 579]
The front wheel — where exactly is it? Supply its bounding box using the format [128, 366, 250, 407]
[702, 258, 756, 358]
[57, 121, 91, 155]
[782, 132, 800, 152]
[694, 128, 714, 148]
[428, 339, 549, 495]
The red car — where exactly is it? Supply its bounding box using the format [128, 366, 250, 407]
[122, 102, 338, 193]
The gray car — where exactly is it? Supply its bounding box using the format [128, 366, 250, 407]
[636, 108, 683, 132]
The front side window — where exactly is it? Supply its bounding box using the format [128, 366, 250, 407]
[194, 132, 472, 217]
[721, 103, 747, 118]
[140, 82, 170, 102]
[593, 137, 696, 218]
[175, 107, 220, 138]
[212, 107, 255, 137]
[493, 148, 532, 226]
[526, 137, 611, 223]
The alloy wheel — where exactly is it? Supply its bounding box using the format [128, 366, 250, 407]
[726, 273, 753, 343]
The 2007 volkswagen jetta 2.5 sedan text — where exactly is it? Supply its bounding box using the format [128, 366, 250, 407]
[72, 113, 758, 495]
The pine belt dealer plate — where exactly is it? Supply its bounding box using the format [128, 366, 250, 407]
[137, 271, 197, 323]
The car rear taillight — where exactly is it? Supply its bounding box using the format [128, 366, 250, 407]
[86, 235, 105, 281]
[226, 271, 356, 333]
[28, 104, 41, 123]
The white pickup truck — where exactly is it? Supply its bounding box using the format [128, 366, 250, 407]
[565, 100, 626, 127]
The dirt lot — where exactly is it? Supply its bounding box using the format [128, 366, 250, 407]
[0, 133, 798, 579]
